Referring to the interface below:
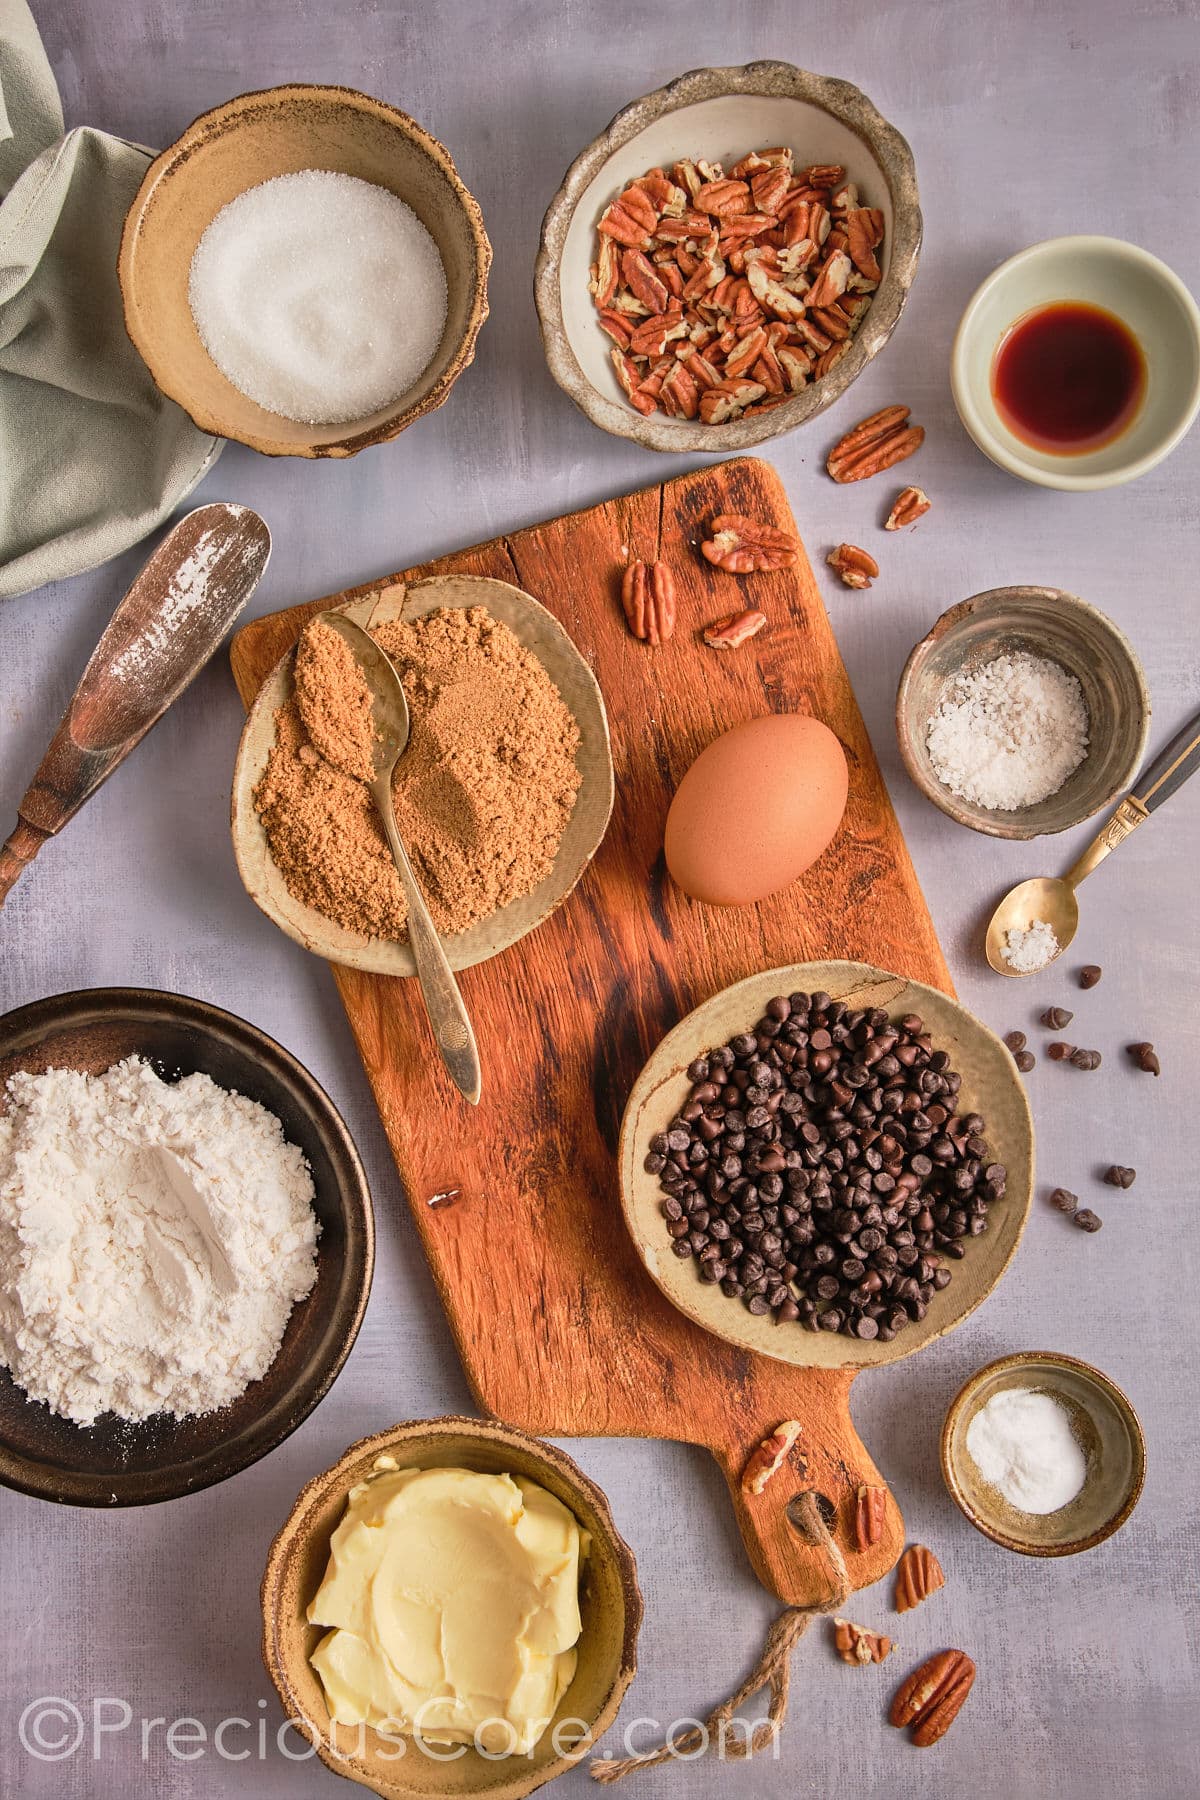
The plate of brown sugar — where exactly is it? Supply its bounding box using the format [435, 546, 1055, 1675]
[231, 574, 614, 976]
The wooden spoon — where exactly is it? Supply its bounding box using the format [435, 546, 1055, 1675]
[0, 504, 270, 903]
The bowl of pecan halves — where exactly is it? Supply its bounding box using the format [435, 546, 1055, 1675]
[535, 61, 921, 453]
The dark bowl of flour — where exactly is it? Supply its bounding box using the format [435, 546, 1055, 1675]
[0, 988, 373, 1506]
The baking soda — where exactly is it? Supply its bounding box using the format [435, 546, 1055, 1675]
[926, 651, 1088, 811]
[965, 1385, 1088, 1514]
[188, 170, 447, 425]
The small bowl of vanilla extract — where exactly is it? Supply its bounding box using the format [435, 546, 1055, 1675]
[952, 234, 1200, 489]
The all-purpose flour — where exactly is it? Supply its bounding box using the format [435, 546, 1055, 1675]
[0, 1058, 320, 1426]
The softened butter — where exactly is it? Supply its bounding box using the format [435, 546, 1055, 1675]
[308, 1462, 587, 1754]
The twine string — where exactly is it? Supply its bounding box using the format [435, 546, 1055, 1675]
[590, 1491, 851, 1784]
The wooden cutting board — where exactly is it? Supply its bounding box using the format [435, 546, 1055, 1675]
[230, 457, 952, 1607]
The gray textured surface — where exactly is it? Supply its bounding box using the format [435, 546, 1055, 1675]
[2, 1, 1198, 1796]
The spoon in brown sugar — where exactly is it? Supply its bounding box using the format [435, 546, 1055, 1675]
[0, 503, 271, 904]
[986, 703, 1200, 975]
[315, 612, 482, 1106]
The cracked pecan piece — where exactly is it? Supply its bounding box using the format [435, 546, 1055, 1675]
[702, 608, 768, 649]
[885, 485, 932, 529]
[852, 1482, 887, 1551]
[832, 1618, 894, 1666]
[700, 513, 798, 573]
[827, 543, 879, 589]
[620, 560, 676, 645]
[889, 1649, 975, 1746]
[894, 1543, 946, 1613]
[740, 1419, 803, 1494]
[827, 404, 925, 483]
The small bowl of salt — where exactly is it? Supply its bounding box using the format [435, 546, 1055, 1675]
[896, 584, 1150, 840]
[119, 85, 491, 457]
[941, 1350, 1145, 1556]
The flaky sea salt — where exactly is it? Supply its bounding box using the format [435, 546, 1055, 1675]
[926, 651, 1089, 811]
[1002, 919, 1060, 972]
[188, 170, 447, 425]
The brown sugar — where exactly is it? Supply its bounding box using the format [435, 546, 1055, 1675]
[253, 606, 583, 940]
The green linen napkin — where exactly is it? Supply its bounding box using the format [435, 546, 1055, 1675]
[0, 0, 222, 600]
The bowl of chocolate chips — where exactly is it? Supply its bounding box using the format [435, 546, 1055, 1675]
[619, 962, 1034, 1367]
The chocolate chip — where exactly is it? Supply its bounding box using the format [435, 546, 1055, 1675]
[1104, 1165, 1136, 1188]
[1069, 1048, 1102, 1070]
[1073, 1208, 1103, 1232]
[1049, 1187, 1079, 1212]
[1040, 1007, 1074, 1030]
[1047, 1042, 1076, 1062]
[1078, 965, 1103, 989]
[1127, 1042, 1161, 1076]
[1014, 1051, 1036, 1073]
[1004, 1031, 1027, 1053]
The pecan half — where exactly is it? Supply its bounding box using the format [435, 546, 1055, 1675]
[894, 1543, 945, 1613]
[702, 608, 768, 650]
[701, 513, 798, 573]
[833, 1618, 894, 1666]
[740, 1419, 803, 1494]
[620, 560, 676, 645]
[884, 485, 932, 530]
[597, 185, 658, 249]
[827, 405, 925, 483]
[852, 1483, 886, 1551]
[827, 543, 879, 589]
[889, 1649, 975, 1747]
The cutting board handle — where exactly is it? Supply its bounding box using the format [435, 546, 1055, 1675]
[699, 1368, 903, 1607]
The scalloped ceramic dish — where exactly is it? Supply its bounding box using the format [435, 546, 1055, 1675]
[619, 961, 1034, 1370]
[536, 60, 921, 453]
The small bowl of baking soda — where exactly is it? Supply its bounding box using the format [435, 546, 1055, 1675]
[119, 85, 491, 457]
[941, 1350, 1145, 1555]
[896, 585, 1150, 840]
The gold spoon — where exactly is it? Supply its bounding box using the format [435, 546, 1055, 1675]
[317, 613, 482, 1104]
[986, 707, 1200, 975]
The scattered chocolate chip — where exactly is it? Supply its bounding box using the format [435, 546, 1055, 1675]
[1104, 1165, 1136, 1189]
[1078, 965, 1103, 989]
[1069, 1048, 1102, 1070]
[1004, 1031, 1027, 1053]
[1047, 1042, 1075, 1062]
[1073, 1208, 1103, 1233]
[1127, 1042, 1161, 1077]
[1040, 1007, 1074, 1030]
[1014, 1050, 1036, 1073]
[1049, 1187, 1079, 1213]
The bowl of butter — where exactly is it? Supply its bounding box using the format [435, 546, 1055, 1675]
[262, 1415, 641, 1798]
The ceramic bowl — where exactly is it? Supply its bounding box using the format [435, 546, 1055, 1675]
[119, 84, 491, 457]
[0, 989, 373, 1506]
[952, 235, 1200, 489]
[896, 585, 1150, 841]
[619, 961, 1034, 1371]
[941, 1351, 1145, 1555]
[232, 573, 615, 978]
[262, 1415, 642, 1799]
[536, 61, 921, 453]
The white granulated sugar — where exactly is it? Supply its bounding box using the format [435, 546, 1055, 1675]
[188, 170, 447, 425]
[926, 651, 1089, 811]
[965, 1385, 1088, 1514]
[0, 1058, 320, 1427]
[1002, 918, 1060, 973]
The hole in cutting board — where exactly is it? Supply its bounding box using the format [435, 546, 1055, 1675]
[788, 1490, 837, 1539]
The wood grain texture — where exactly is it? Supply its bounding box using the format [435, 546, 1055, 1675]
[230, 456, 953, 1605]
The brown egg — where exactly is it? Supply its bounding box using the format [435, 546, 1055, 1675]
[664, 713, 848, 905]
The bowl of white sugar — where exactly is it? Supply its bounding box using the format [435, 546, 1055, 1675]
[0, 988, 374, 1506]
[119, 85, 490, 457]
[941, 1351, 1145, 1555]
[896, 585, 1150, 839]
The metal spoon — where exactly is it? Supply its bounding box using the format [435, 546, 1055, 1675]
[316, 612, 482, 1105]
[986, 705, 1200, 975]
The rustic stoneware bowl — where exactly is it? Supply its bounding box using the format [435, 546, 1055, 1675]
[536, 61, 921, 452]
[941, 1351, 1145, 1555]
[952, 236, 1200, 490]
[119, 85, 491, 457]
[0, 989, 373, 1507]
[262, 1416, 642, 1800]
[896, 586, 1151, 841]
[232, 573, 614, 977]
[619, 961, 1034, 1370]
